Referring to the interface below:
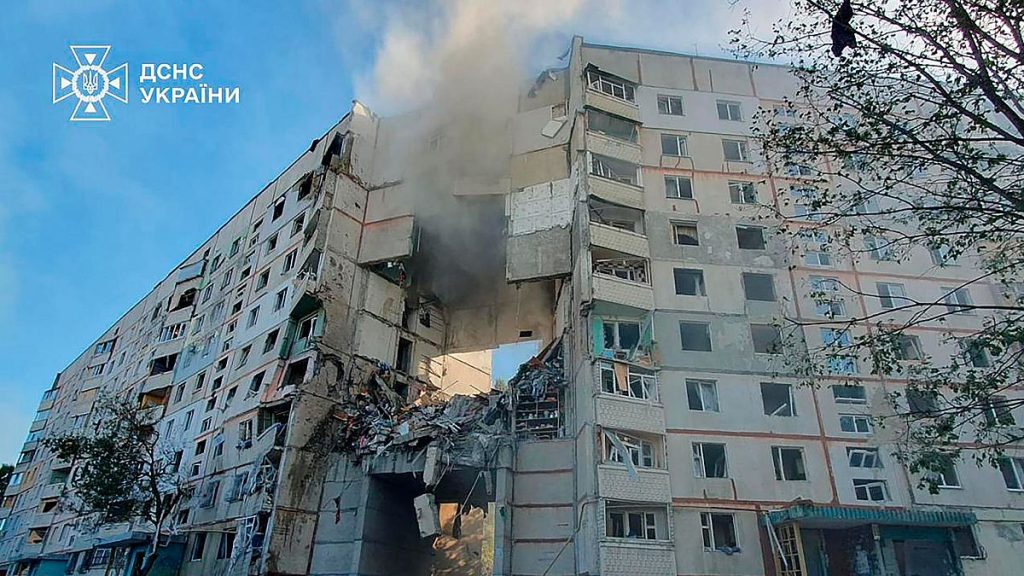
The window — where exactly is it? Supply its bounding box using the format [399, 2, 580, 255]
[865, 235, 894, 261]
[211, 376, 223, 391]
[239, 420, 254, 444]
[833, 385, 867, 404]
[929, 245, 952, 266]
[811, 276, 845, 316]
[290, 214, 305, 237]
[877, 282, 908, 309]
[742, 273, 776, 301]
[200, 417, 212, 433]
[183, 410, 194, 431]
[220, 268, 234, 289]
[961, 340, 991, 368]
[952, 527, 981, 558]
[661, 134, 689, 157]
[590, 153, 640, 185]
[602, 321, 641, 351]
[607, 509, 658, 540]
[840, 414, 872, 433]
[249, 371, 266, 393]
[587, 69, 635, 102]
[998, 457, 1024, 491]
[750, 324, 782, 354]
[272, 197, 286, 221]
[785, 163, 815, 177]
[853, 479, 889, 501]
[931, 457, 961, 488]
[664, 176, 693, 199]
[686, 380, 720, 412]
[722, 139, 750, 162]
[190, 533, 207, 561]
[716, 100, 742, 121]
[848, 447, 882, 468]
[283, 249, 298, 272]
[298, 314, 318, 341]
[693, 443, 728, 478]
[89, 549, 111, 567]
[983, 396, 1015, 426]
[822, 328, 857, 374]
[943, 287, 973, 314]
[604, 432, 657, 469]
[265, 233, 278, 254]
[728, 181, 757, 204]
[736, 226, 766, 250]
[701, 513, 737, 550]
[772, 447, 807, 481]
[273, 288, 288, 312]
[804, 251, 833, 267]
[599, 363, 655, 400]
[674, 268, 706, 296]
[894, 335, 923, 361]
[773, 104, 798, 119]
[174, 384, 186, 403]
[672, 222, 700, 246]
[586, 109, 637, 142]
[657, 94, 683, 115]
[216, 532, 236, 560]
[150, 353, 178, 375]
[199, 480, 220, 508]
[236, 345, 252, 368]
[906, 389, 938, 415]
[201, 284, 214, 304]
[761, 382, 796, 417]
[93, 340, 115, 355]
[679, 321, 713, 351]
[255, 270, 269, 291]
[247, 306, 260, 328]
[263, 330, 279, 354]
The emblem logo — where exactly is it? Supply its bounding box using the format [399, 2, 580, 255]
[53, 46, 129, 122]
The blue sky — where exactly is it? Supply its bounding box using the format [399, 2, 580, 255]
[0, 0, 780, 463]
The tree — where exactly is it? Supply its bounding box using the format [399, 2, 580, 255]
[731, 1, 1024, 490]
[42, 395, 192, 575]
[0, 464, 13, 496]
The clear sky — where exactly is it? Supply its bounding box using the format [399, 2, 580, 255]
[0, 0, 784, 463]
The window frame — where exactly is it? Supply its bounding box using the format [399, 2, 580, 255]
[657, 94, 684, 116]
[772, 446, 808, 481]
[660, 134, 690, 157]
[722, 139, 750, 162]
[692, 442, 728, 478]
[686, 379, 720, 413]
[673, 268, 707, 296]
[700, 512, 738, 551]
[664, 175, 693, 199]
[716, 100, 743, 121]
[671, 221, 700, 246]
[679, 321, 713, 352]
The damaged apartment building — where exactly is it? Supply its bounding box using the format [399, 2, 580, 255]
[3, 36, 1024, 576]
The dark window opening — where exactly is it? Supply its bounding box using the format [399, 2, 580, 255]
[396, 338, 413, 374]
[172, 288, 197, 311]
[283, 358, 309, 388]
[150, 353, 179, 376]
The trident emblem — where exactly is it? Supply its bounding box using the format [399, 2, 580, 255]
[53, 46, 128, 122]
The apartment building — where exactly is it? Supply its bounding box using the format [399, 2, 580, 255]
[2, 37, 1022, 576]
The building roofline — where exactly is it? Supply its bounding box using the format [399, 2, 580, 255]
[578, 39, 789, 70]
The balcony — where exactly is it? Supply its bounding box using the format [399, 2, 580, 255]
[590, 222, 649, 258]
[139, 371, 174, 395]
[599, 541, 676, 575]
[588, 175, 645, 211]
[29, 418, 47, 433]
[598, 465, 671, 503]
[585, 89, 641, 122]
[592, 274, 654, 312]
[39, 483, 64, 500]
[596, 395, 665, 435]
[587, 130, 642, 165]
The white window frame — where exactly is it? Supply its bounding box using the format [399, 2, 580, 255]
[700, 512, 738, 551]
[832, 385, 867, 404]
[664, 175, 693, 199]
[686, 379, 720, 412]
[604, 432, 657, 469]
[848, 447, 882, 469]
[657, 94, 684, 116]
[607, 510, 658, 540]
[839, 414, 872, 434]
[877, 282, 908, 309]
[772, 446, 807, 481]
[728, 181, 757, 204]
[717, 100, 743, 121]
[692, 442, 728, 478]
[587, 69, 636, 102]
[943, 287, 973, 315]
[999, 457, 1024, 491]
[661, 134, 689, 157]
[853, 479, 889, 502]
[722, 139, 750, 162]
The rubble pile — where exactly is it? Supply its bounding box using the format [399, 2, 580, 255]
[334, 362, 511, 462]
[510, 342, 566, 440]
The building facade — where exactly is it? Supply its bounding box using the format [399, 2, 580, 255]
[2, 37, 1023, 576]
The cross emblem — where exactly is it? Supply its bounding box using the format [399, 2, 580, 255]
[53, 46, 129, 122]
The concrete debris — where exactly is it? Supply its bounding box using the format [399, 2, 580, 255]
[333, 361, 512, 463]
[510, 341, 566, 440]
[414, 493, 441, 538]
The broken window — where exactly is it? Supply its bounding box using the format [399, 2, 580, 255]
[262, 330, 279, 354]
[150, 353, 178, 376]
[586, 109, 638, 142]
[931, 457, 961, 488]
[216, 532, 236, 559]
[722, 139, 749, 162]
[236, 346, 251, 368]
[273, 288, 287, 311]
[172, 288, 197, 311]
[853, 479, 888, 501]
[742, 273, 775, 301]
[297, 314, 318, 343]
[396, 338, 413, 373]
[586, 69, 635, 102]
[657, 94, 683, 116]
[848, 447, 882, 468]
[692, 442, 728, 478]
[283, 358, 309, 388]
[607, 508, 658, 540]
[247, 306, 260, 328]
[158, 322, 188, 343]
[906, 389, 938, 414]
[255, 270, 269, 291]
[296, 174, 313, 201]
[593, 256, 649, 284]
[701, 513, 737, 550]
[930, 244, 953, 266]
[603, 321, 641, 352]
[589, 198, 645, 234]
[290, 214, 305, 238]
[190, 533, 207, 561]
[627, 367, 656, 400]
[840, 414, 872, 433]
[229, 238, 241, 257]
[674, 268, 705, 296]
[672, 222, 699, 246]
[271, 197, 286, 221]
[953, 527, 981, 558]
[661, 134, 689, 157]
[894, 334, 923, 361]
[686, 379, 719, 412]
[865, 235, 895, 261]
[736, 226, 766, 250]
[750, 324, 782, 354]
[248, 371, 265, 394]
[599, 362, 655, 400]
[604, 431, 657, 468]
[717, 100, 742, 121]
[728, 181, 757, 204]
[960, 339, 991, 368]
[664, 175, 693, 199]
[93, 339, 115, 355]
[590, 153, 640, 186]
[679, 321, 712, 351]
[772, 447, 807, 481]
[832, 385, 866, 404]
[761, 382, 795, 416]
[785, 163, 815, 177]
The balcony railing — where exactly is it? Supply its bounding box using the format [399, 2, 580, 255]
[588, 176, 645, 210]
[599, 541, 676, 574]
[592, 274, 655, 311]
[585, 89, 641, 122]
[587, 130, 642, 164]
[598, 465, 672, 503]
[590, 222, 649, 258]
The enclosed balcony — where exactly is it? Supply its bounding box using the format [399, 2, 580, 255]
[589, 199, 648, 258]
[588, 154, 644, 210]
[594, 362, 664, 434]
[585, 68, 641, 122]
[591, 248, 654, 312]
[586, 109, 642, 164]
